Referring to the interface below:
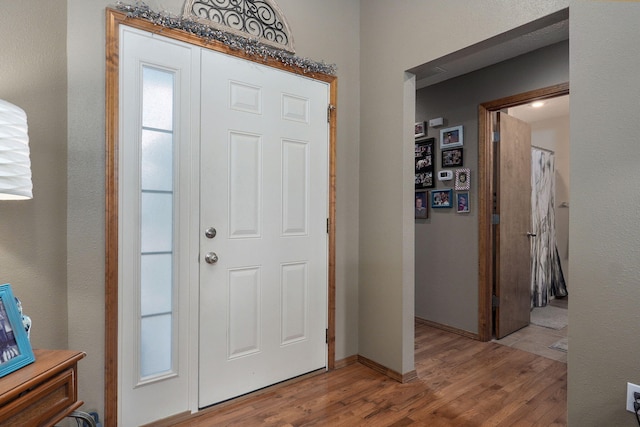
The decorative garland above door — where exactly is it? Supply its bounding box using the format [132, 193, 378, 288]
[115, 1, 336, 75]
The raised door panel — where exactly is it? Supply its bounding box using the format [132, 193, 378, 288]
[199, 47, 329, 407]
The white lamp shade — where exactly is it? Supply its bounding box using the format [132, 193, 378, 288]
[0, 99, 32, 200]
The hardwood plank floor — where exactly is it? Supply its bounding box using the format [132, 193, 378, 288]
[172, 323, 567, 426]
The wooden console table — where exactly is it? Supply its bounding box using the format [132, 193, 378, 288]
[0, 349, 94, 426]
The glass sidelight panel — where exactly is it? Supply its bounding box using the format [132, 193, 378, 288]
[141, 254, 172, 316]
[141, 130, 173, 191]
[140, 314, 172, 377]
[139, 66, 175, 379]
[140, 192, 173, 253]
[142, 67, 174, 131]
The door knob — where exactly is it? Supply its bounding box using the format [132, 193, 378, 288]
[204, 252, 219, 264]
[205, 227, 217, 239]
[527, 232, 537, 238]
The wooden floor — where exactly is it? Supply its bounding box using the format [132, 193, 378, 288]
[173, 323, 567, 426]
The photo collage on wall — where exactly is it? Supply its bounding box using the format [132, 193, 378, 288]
[414, 137, 434, 191]
[414, 136, 434, 219]
[415, 123, 471, 217]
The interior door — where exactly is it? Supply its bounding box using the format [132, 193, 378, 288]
[199, 49, 329, 407]
[495, 112, 532, 339]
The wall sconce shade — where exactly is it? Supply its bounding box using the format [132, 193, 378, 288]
[0, 99, 32, 200]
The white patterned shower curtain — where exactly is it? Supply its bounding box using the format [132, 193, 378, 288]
[530, 148, 568, 307]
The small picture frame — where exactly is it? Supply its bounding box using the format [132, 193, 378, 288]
[415, 192, 428, 219]
[457, 192, 470, 213]
[431, 189, 453, 208]
[455, 168, 471, 190]
[0, 284, 35, 377]
[415, 137, 435, 190]
[415, 122, 426, 138]
[440, 125, 463, 149]
[442, 148, 463, 168]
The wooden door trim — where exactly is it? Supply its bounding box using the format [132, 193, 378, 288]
[477, 82, 568, 341]
[105, 8, 337, 426]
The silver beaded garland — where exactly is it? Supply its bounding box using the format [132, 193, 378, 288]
[116, 2, 337, 76]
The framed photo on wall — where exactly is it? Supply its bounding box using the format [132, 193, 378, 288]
[456, 192, 470, 213]
[431, 189, 452, 208]
[415, 137, 435, 190]
[455, 168, 470, 190]
[414, 122, 426, 138]
[440, 125, 463, 149]
[415, 191, 428, 219]
[442, 147, 463, 168]
[0, 284, 35, 377]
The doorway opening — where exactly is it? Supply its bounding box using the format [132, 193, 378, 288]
[411, 9, 569, 357]
[485, 90, 570, 362]
[478, 83, 569, 342]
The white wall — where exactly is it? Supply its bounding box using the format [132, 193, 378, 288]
[66, 0, 361, 418]
[0, 0, 68, 352]
[569, 3, 640, 425]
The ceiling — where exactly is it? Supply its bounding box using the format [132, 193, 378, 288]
[410, 9, 569, 89]
[509, 94, 569, 124]
[409, 9, 569, 122]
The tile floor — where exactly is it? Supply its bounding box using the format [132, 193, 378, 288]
[494, 298, 568, 363]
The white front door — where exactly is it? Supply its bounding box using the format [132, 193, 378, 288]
[198, 49, 329, 407]
[118, 26, 330, 423]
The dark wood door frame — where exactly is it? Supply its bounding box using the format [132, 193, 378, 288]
[477, 82, 569, 341]
[105, 8, 337, 427]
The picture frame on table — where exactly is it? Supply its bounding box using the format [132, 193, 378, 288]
[456, 192, 470, 213]
[414, 122, 426, 138]
[415, 137, 435, 190]
[455, 168, 471, 190]
[415, 191, 428, 219]
[0, 284, 35, 377]
[431, 189, 453, 208]
[442, 147, 463, 168]
[440, 125, 463, 149]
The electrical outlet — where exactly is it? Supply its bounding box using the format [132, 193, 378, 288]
[626, 382, 640, 412]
